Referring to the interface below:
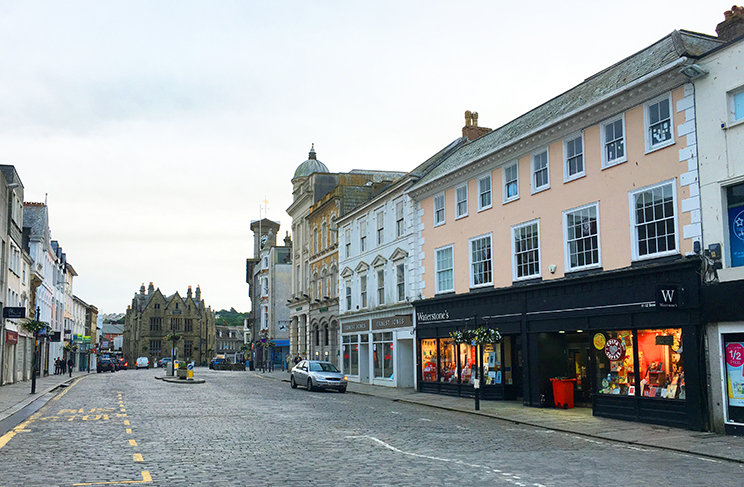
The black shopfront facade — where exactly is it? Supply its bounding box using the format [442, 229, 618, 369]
[415, 258, 707, 430]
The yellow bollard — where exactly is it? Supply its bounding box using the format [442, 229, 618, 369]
[188, 370, 193, 379]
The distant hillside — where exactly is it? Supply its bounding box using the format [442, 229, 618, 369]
[215, 308, 249, 327]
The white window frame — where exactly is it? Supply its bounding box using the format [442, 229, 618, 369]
[344, 226, 351, 258]
[345, 280, 352, 311]
[433, 193, 445, 226]
[469, 233, 493, 289]
[628, 179, 679, 261]
[563, 202, 601, 272]
[395, 200, 405, 237]
[644, 92, 675, 153]
[376, 211, 384, 246]
[502, 162, 519, 204]
[478, 174, 492, 211]
[360, 274, 368, 308]
[563, 132, 585, 182]
[455, 184, 468, 219]
[601, 113, 627, 168]
[360, 219, 367, 253]
[729, 87, 744, 126]
[396, 263, 405, 302]
[434, 244, 454, 294]
[511, 219, 541, 281]
[531, 149, 550, 194]
[377, 268, 385, 305]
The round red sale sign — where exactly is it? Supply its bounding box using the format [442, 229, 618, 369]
[604, 338, 625, 361]
[726, 343, 744, 368]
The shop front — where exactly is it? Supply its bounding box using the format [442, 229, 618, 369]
[415, 259, 706, 430]
[341, 313, 414, 388]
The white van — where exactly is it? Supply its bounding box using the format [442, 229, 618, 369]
[136, 357, 149, 369]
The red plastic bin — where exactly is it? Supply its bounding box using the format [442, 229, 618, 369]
[550, 378, 577, 409]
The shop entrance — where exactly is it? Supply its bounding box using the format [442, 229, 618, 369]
[537, 331, 592, 408]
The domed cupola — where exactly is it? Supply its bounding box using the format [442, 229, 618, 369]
[292, 144, 329, 179]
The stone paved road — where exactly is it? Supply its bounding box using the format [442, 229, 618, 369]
[1, 368, 743, 486]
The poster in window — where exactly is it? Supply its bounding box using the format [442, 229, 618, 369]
[726, 342, 744, 407]
[730, 205, 744, 268]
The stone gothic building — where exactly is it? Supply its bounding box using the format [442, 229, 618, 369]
[124, 283, 216, 366]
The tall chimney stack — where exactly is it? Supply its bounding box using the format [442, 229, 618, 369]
[717, 6, 744, 41]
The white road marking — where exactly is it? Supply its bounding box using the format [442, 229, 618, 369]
[346, 435, 544, 486]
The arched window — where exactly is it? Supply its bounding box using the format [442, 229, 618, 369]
[324, 324, 329, 346]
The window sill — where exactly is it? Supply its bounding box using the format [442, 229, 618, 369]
[644, 139, 675, 155]
[630, 252, 682, 266]
[530, 185, 550, 196]
[512, 276, 542, 286]
[563, 172, 586, 184]
[502, 196, 520, 205]
[601, 158, 627, 170]
[564, 266, 603, 279]
[477, 205, 492, 213]
[727, 118, 744, 130]
[433, 221, 446, 228]
[455, 214, 468, 220]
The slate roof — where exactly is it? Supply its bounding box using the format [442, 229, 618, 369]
[413, 30, 722, 189]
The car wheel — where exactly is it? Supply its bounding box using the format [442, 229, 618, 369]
[307, 378, 313, 391]
[290, 375, 297, 389]
[338, 387, 346, 393]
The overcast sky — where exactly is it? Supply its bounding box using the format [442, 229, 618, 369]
[0, 1, 730, 315]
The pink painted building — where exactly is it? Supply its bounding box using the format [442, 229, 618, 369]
[408, 30, 723, 430]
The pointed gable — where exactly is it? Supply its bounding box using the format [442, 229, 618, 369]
[340, 266, 354, 278]
[371, 255, 387, 268]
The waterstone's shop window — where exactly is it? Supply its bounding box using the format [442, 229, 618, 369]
[595, 328, 683, 399]
[483, 343, 502, 385]
[421, 339, 438, 382]
[459, 344, 476, 384]
[596, 331, 634, 395]
[439, 338, 456, 382]
[638, 329, 683, 399]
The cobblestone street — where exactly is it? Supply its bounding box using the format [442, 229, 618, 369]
[1, 369, 743, 486]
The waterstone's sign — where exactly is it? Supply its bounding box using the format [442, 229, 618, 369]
[372, 315, 412, 330]
[342, 320, 369, 333]
[416, 310, 450, 322]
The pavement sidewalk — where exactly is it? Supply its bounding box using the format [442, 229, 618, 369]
[0, 371, 90, 423]
[258, 369, 744, 464]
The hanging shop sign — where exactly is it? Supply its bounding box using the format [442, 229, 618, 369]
[593, 333, 606, 350]
[604, 338, 625, 361]
[372, 315, 412, 330]
[49, 331, 62, 342]
[3, 307, 26, 319]
[5, 330, 18, 345]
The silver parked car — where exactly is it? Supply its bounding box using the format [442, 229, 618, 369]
[290, 360, 348, 393]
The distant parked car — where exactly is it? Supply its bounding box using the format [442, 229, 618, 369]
[115, 357, 128, 371]
[135, 357, 149, 369]
[290, 360, 347, 393]
[157, 357, 172, 368]
[97, 358, 116, 373]
[209, 356, 227, 369]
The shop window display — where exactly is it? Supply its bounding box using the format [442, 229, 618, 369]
[421, 339, 438, 382]
[343, 335, 359, 376]
[723, 333, 744, 424]
[638, 328, 683, 399]
[595, 329, 684, 399]
[439, 338, 456, 382]
[595, 330, 634, 395]
[373, 332, 393, 379]
[483, 343, 502, 385]
[459, 344, 476, 384]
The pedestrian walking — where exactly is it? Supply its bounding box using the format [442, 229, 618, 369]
[54, 358, 60, 375]
[61, 359, 66, 375]
[294, 354, 301, 366]
[67, 357, 74, 378]
[285, 353, 291, 372]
